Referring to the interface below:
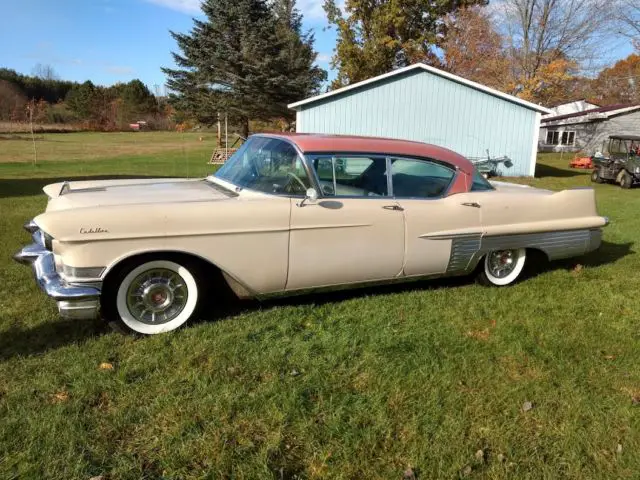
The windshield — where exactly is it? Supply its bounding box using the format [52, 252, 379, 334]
[214, 137, 312, 195]
[610, 138, 640, 156]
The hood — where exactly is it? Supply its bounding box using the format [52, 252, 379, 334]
[44, 178, 235, 212]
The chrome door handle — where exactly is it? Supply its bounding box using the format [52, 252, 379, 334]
[461, 202, 481, 208]
[382, 205, 404, 211]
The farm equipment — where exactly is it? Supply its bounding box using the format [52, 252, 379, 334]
[208, 135, 244, 164]
[469, 151, 513, 177]
[591, 135, 640, 188]
[569, 156, 593, 169]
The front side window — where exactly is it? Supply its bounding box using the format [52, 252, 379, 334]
[214, 137, 310, 195]
[390, 157, 455, 198]
[310, 155, 388, 197]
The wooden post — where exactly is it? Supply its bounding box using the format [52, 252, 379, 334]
[28, 103, 37, 165]
[225, 113, 228, 160]
[217, 112, 221, 148]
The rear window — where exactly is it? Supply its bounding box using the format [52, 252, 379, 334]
[470, 169, 494, 191]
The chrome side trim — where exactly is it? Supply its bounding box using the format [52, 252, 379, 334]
[446, 228, 604, 274]
[447, 235, 481, 273]
[482, 230, 594, 261]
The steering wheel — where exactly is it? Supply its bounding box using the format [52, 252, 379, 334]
[286, 172, 308, 193]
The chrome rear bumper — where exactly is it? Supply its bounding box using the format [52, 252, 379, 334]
[14, 230, 101, 321]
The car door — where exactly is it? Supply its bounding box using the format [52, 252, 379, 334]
[286, 155, 405, 291]
[390, 157, 483, 277]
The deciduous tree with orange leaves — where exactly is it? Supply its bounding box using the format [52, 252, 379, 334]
[442, 8, 511, 92]
[591, 54, 640, 105]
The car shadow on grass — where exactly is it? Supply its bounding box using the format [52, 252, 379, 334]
[0, 175, 177, 199]
[535, 163, 590, 178]
[0, 316, 109, 361]
[0, 242, 632, 360]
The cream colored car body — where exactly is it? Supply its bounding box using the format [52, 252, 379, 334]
[14, 133, 608, 327]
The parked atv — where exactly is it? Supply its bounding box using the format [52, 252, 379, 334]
[591, 135, 640, 188]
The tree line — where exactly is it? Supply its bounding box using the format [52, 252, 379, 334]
[2, 0, 638, 134]
[166, 0, 640, 132]
[0, 68, 168, 130]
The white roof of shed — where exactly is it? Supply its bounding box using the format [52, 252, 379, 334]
[288, 63, 552, 114]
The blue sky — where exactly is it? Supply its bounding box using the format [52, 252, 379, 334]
[0, 0, 634, 91]
[0, 0, 336, 90]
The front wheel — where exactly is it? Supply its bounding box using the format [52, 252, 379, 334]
[591, 168, 603, 184]
[102, 258, 202, 335]
[620, 171, 633, 189]
[476, 248, 527, 286]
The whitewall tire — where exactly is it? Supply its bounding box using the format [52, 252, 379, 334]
[477, 248, 527, 286]
[106, 259, 201, 335]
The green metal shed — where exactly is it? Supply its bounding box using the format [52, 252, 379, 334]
[288, 63, 551, 177]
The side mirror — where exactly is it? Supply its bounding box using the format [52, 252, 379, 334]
[306, 188, 318, 202]
[298, 188, 318, 207]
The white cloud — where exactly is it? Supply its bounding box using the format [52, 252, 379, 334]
[297, 0, 326, 21]
[142, 0, 201, 14]
[316, 52, 331, 63]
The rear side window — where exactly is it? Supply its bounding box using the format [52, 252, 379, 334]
[390, 157, 455, 198]
[470, 169, 494, 191]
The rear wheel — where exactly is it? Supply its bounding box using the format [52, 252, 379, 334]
[477, 248, 527, 286]
[591, 168, 604, 184]
[102, 258, 203, 335]
[620, 171, 633, 189]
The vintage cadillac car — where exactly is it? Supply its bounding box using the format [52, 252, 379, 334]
[14, 134, 608, 335]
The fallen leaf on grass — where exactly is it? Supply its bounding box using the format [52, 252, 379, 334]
[616, 444, 623, 454]
[50, 391, 69, 404]
[465, 329, 490, 341]
[603, 355, 616, 360]
[620, 387, 640, 405]
[522, 401, 533, 412]
[99, 362, 114, 370]
[403, 467, 416, 480]
[475, 449, 485, 462]
[571, 264, 583, 275]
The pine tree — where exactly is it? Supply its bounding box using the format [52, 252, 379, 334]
[163, 0, 325, 137]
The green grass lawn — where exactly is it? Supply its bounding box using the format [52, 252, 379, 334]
[0, 134, 639, 479]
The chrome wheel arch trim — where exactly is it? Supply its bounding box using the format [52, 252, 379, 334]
[100, 248, 259, 299]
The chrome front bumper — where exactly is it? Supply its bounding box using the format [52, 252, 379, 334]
[13, 224, 101, 321]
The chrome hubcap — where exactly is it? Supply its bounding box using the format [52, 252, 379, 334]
[126, 268, 188, 324]
[487, 250, 518, 278]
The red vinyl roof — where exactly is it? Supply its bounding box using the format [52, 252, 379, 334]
[259, 133, 475, 173]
